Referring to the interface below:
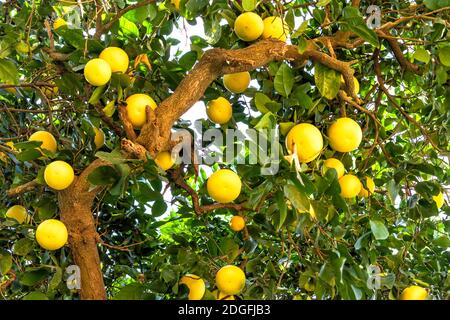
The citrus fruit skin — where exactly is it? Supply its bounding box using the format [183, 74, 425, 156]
[207, 97, 232, 124]
[400, 285, 428, 300]
[223, 72, 251, 94]
[328, 117, 362, 153]
[215, 265, 246, 296]
[84, 58, 112, 86]
[230, 216, 245, 232]
[99, 47, 129, 73]
[29, 131, 57, 154]
[171, 0, 180, 10]
[53, 18, 67, 29]
[234, 12, 264, 42]
[154, 151, 175, 171]
[432, 192, 444, 209]
[212, 289, 235, 300]
[93, 127, 105, 149]
[323, 158, 345, 179]
[44, 161, 75, 191]
[207, 169, 242, 203]
[6, 205, 29, 224]
[262, 16, 289, 42]
[338, 174, 362, 198]
[359, 176, 375, 197]
[340, 75, 360, 95]
[125, 93, 157, 129]
[35, 219, 68, 251]
[15, 41, 30, 54]
[285, 123, 323, 163]
[179, 274, 205, 300]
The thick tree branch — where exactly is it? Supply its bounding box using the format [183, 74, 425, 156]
[136, 39, 358, 156]
[6, 179, 40, 197]
[118, 103, 137, 142]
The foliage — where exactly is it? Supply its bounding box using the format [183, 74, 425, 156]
[0, 0, 449, 300]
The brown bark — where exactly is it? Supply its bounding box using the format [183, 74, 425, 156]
[58, 159, 109, 300]
[136, 39, 357, 156]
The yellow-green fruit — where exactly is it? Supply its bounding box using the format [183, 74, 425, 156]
[84, 58, 112, 86]
[323, 158, 345, 179]
[171, 0, 180, 10]
[44, 161, 75, 190]
[340, 75, 360, 95]
[215, 265, 246, 296]
[359, 176, 375, 197]
[99, 47, 129, 73]
[15, 41, 30, 53]
[179, 274, 205, 300]
[328, 117, 362, 153]
[42, 85, 59, 98]
[6, 205, 29, 224]
[262, 16, 289, 42]
[212, 290, 235, 300]
[432, 192, 444, 209]
[29, 131, 57, 154]
[285, 123, 323, 163]
[230, 216, 245, 232]
[35, 219, 68, 251]
[207, 97, 232, 124]
[400, 286, 428, 300]
[223, 72, 251, 94]
[339, 174, 362, 198]
[53, 18, 67, 29]
[207, 169, 242, 203]
[154, 151, 175, 171]
[125, 93, 157, 129]
[93, 127, 105, 149]
[234, 12, 264, 42]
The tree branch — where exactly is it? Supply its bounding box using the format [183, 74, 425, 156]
[373, 49, 441, 152]
[93, 0, 156, 39]
[7, 179, 40, 197]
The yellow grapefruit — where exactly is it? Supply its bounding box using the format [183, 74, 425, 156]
[262, 16, 289, 42]
[338, 174, 361, 198]
[400, 285, 428, 300]
[179, 274, 205, 300]
[84, 58, 112, 86]
[359, 176, 375, 197]
[207, 169, 242, 203]
[230, 216, 245, 232]
[215, 265, 246, 296]
[125, 93, 157, 129]
[234, 12, 264, 42]
[6, 205, 29, 224]
[35, 219, 68, 250]
[328, 117, 362, 153]
[285, 123, 323, 163]
[99, 47, 129, 73]
[323, 158, 345, 178]
[154, 151, 175, 171]
[207, 97, 232, 124]
[223, 72, 251, 94]
[44, 161, 75, 190]
[29, 131, 57, 154]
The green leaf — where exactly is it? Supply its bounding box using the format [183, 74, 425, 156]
[242, 0, 256, 11]
[19, 269, 50, 286]
[284, 184, 309, 212]
[297, 36, 308, 54]
[275, 191, 287, 231]
[0, 249, 12, 275]
[438, 46, 450, 67]
[22, 292, 49, 300]
[152, 199, 168, 217]
[88, 165, 119, 186]
[412, 48, 431, 64]
[314, 62, 341, 99]
[274, 63, 294, 97]
[123, 5, 151, 24]
[0, 58, 18, 84]
[423, 0, 450, 10]
[113, 283, 146, 300]
[254, 92, 271, 114]
[49, 267, 63, 291]
[341, 7, 379, 47]
[88, 85, 106, 105]
[291, 20, 309, 39]
[317, 0, 331, 6]
[15, 149, 42, 161]
[254, 112, 276, 130]
[13, 238, 34, 256]
[369, 220, 389, 240]
[119, 16, 139, 38]
[13, 140, 42, 150]
[186, 0, 209, 13]
[179, 51, 197, 70]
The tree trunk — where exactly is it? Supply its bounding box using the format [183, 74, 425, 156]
[57, 159, 109, 300]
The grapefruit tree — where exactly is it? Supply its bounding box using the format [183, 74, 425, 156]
[0, 0, 449, 300]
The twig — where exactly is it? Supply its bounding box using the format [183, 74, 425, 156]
[7, 179, 40, 197]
